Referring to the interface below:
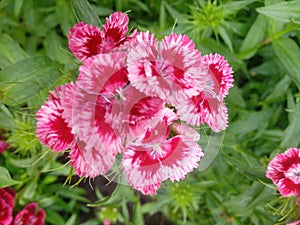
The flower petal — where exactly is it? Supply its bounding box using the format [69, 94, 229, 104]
[203, 53, 234, 99]
[70, 140, 116, 177]
[103, 12, 129, 47]
[177, 92, 228, 132]
[36, 98, 74, 152]
[122, 136, 203, 195]
[68, 22, 102, 62]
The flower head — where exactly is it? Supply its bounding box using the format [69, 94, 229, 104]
[127, 32, 208, 105]
[13, 202, 46, 225]
[122, 109, 203, 195]
[36, 83, 76, 152]
[202, 53, 233, 99]
[68, 12, 132, 62]
[0, 187, 16, 225]
[176, 53, 233, 132]
[266, 148, 300, 196]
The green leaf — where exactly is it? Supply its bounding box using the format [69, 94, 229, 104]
[223, 0, 258, 15]
[164, 2, 188, 23]
[0, 103, 15, 129]
[14, 0, 23, 16]
[0, 55, 61, 106]
[257, 1, 300, 23]
[65, 214, 77, 225]
[133, 196, 145, 225]
[56, 0, 76, 36]
[280, 100, 300, 148]
[239, 15, 267, 60]
[199, 132, 225, 172]
[45, 209, 66, 225]
[159, 1, 166, 30]
[0, 34, 28, 67]
[80, 219, 100, 225]
[265, 75, 291, 103]
[71, 0, 102, 26]
[0, 166, 20, 188]
[273, 37, 300, 89]
[216, 25, 233, 52]
[44, 30, 72, 64]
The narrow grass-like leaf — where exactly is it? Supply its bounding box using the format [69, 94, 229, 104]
[216, 25, 233, 52]
[71, 0, 102, 26]
[0, 166, 20, 188]
[14, 0, 23, 16]
[159, 1, 166, 30]
[280, 101, 300, 148]
[239, 15, 267, 59]
[273, 37, 300, 89]
[133, 196, 145, 225]
[65, 213, 77, 225]
[223, 0, 258, 15]
[55, 0, 76, 36]
[0, 103, 15, 129]
[265, 75, 291, 103]
[199, 132, 225, 172]
[164, 2, 188, 23]
[0, 56, 61, 106]
[257, 1, 300, 23]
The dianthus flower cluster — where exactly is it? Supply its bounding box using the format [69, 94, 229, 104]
[0, 187, 45, 225]
[36, 12, 234, 195]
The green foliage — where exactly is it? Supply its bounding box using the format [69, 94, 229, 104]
[0, 0, 300, 224]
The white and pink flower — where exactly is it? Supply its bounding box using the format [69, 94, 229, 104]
[127, 32, 208, 105]
[68, 12, 134, 62]
[36, 11, 234, 195]
[266, 148, 300, 197]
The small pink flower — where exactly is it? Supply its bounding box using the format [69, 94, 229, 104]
[103, 219, 111, 225]
[0, 137, 9, 154]
[105, 85, 165, 140]
[176, 53, 233, 132]
[127, 32, 208, 105]
[68, 12, 132, 62]
[0, 187, 16, 225]
[122, 109, 203, 195]
[177, 92, 228, 132]
[70, 52, 130, 177]
[13, 202, 46, 225]
[266, 148, 300, 196]
[202, 53, 234, 99]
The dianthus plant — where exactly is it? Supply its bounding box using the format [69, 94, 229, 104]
[36, 12, 234, 195]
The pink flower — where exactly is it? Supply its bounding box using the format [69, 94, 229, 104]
[266, 148, 300, 196]
[36, 83, 76, 152]
[0, 137, 9, 154]
[202, 53, 233, 99]
[0, 187, 16, 225]
[122, 109, 203, 195]
[127, 32, 208, 105]
[176, 53, 233, 132]
[105, 85, 165, 141]
[13, 202, 46, 225]
[70, 52, 129, 177]
[176, 92, 228, 132]
[68, 12, 132, 62]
